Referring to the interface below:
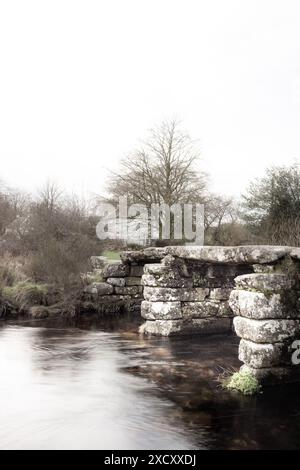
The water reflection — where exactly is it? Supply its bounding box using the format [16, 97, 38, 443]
[0, 318, 300, 449]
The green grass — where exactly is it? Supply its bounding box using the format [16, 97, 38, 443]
[103, 250, 121, 261]
[85, 272, 103, 283]
[2, 282, 51, 312]
[224, 370, 261, 395]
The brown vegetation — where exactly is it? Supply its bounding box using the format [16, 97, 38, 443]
[0, 182, 103, 318]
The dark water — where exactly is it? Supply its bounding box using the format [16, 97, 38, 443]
[0, 316, 300, 450]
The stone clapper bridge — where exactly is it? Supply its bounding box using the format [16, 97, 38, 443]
[83, 245, 300, 386]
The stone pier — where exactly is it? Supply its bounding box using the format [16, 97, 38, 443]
[230, 271, 300, 384]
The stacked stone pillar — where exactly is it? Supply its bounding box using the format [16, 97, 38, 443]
[230, 273, 300, 384]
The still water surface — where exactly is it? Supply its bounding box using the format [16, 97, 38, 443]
[0, 317, 300, 450]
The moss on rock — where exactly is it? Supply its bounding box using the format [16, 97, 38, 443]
[224, 370, 261, 395]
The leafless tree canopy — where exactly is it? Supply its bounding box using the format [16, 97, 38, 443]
[107, 120, 207, 206]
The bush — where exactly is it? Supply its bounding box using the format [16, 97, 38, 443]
[25, 235, 99, 287]
[242, 163, 300, 245]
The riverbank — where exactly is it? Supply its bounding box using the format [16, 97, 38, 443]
[0, 253, 144, 321]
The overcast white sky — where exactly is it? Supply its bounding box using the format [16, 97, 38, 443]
[1, 0, 300, 199]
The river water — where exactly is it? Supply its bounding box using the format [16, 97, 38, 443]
[0, 316, 300, 450]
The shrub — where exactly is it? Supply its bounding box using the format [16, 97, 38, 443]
[25, 234, 100, 287]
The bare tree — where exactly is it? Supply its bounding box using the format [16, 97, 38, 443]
[38, 181, 63, 213]
[205, 198, 252, 245]
[105, 120, 209, 244]
[108, 120, 207, 207]
[204, 195, 233, 230]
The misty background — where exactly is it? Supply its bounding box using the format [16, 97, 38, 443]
[1, 0, 300, 197]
